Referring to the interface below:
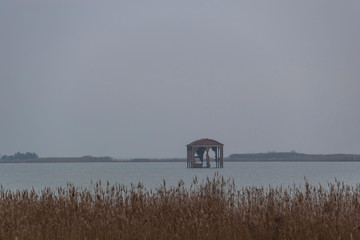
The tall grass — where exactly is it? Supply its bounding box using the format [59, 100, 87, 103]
[1, 174, 360, 239]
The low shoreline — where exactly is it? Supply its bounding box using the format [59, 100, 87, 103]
[1, 155, 360, 163]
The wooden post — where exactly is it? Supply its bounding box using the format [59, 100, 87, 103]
[220, 146, 223, 168]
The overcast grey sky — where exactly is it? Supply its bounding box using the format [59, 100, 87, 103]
[1, 1, 359, 158]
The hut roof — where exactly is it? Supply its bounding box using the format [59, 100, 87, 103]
[187, 138, 224, 147]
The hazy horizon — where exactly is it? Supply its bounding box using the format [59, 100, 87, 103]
[1, 1, 360, 158]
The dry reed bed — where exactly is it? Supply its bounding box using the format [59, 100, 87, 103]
[1, 174, 360, 239]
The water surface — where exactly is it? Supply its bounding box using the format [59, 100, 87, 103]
[1, 162, 360, 191]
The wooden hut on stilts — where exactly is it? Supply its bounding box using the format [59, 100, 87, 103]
[186, 138, 224, 168]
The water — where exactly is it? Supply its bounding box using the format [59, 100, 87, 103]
[1, 162, 360, 192]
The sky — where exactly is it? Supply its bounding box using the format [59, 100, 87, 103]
[1, 1, 360, 158]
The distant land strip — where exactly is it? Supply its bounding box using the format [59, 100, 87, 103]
[227, 152, 360, 162]
[0, 156, 114, 163]
[1, 152, 360, 163]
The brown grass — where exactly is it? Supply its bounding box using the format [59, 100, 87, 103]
[1, 173, 360, 239]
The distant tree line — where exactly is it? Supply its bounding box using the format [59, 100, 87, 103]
[1, 152, 39, 160]
[228, 151, 352, 159]
[228, 151, 306, 159]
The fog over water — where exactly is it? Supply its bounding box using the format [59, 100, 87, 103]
[1, 1, 360, 158]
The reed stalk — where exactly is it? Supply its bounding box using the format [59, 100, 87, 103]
[1, 175, 360, 239]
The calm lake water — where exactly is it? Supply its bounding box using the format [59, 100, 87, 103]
[1, 162, 360, 192]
